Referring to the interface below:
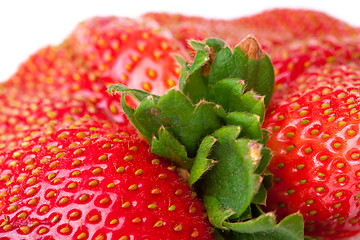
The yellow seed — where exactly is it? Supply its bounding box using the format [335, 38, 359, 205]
[69, 211, 80, 219]
[191, 230, 200, 238]
[38, 227, 48, 234]
[76, 132, 86, 139]
[89, 180, 99, 187]
[99, 197, 110, 205]
[110, 219, 118, 225]
[68, 182, 78, 189]
[151, 188, 160, 195]
[46, 190, 56, 199]
[50, 214, 61, 224]
[8, 205, 18, 212]
[18, 212, 28, 219]
[135, 169, 143, 176]
[92, 168, 103, 175]
[174, 224, 183, 231]
[60, 226, 71, 234]
[175, 189, 183, 196]
[28, 198, 38, 205]
[333, 203, 342, 208]
[95, 234, 106, 240]
[56, 152, 65, 159]
[98, 154, 108, 161]
[337, 176, 346, 183]
[308, 210, 317, 216]
[72, 160, 82, 167]
[334, 191, 343, 198]
[73, 149, 84, 156]
[132, 217, 142, 223]
[77, 232, 87, 239]
[3, 224, 12, 231]
[79, 194, 89, 201]
[123, 155, 133, 161]
[148, 203, 157, 209]
[122, 201, 131, 209]
[26, 177, 37, 185]
[89, 215, 100, 222]
[39, 205, 49, 213]
[296, 164, 305, 170]
[154, 220, 163, 228]
[20, 226, 30, 234]
[128, 184, 138, 191]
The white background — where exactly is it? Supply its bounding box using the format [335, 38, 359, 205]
[0, 1, 360, 239]
[0, 0, 359, 81]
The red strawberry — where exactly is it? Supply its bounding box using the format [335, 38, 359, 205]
[269, 37, 360, 109]
[67, 16, 188, 95]
[263, 64, 360, 239]
[6, 45, 131, 124]
[142, 8, 358, 51]
[0, 116, 213, 239]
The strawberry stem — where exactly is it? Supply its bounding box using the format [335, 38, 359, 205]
[109, 36, 303, 239]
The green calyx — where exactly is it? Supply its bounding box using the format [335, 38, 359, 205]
[109, 36, 303, 239]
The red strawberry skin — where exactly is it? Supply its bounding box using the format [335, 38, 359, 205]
[0, 117, 214, 239]
[263, 64, 360, 239]
[67, 16, 188, 96]
[142, 9, 359, 51]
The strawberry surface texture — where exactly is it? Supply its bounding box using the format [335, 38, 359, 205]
[1, 7, 360, 240]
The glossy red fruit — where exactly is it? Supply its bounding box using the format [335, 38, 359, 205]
[0, 117, 214, 240]
[263, 64, 360, 239]
[0, 81, 112, 152]
[67, 16, 188, 96]
[142, 8, 359, 51]
[6, 45, 131, 124]
[269, 37, 360, 109]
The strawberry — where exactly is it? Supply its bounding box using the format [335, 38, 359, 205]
[67, 16, 188, 96]
[0, 81, 110, 152]
[0, 116, 213, 239]
[263, 64, 360, 239]
[7, 17, 188, 124]
[110, 36, 305, 239]
[269, 37, 360, 109]
[142, 9, 358, 51]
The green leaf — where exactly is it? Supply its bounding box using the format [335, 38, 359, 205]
[175, 55, 189, 91]
[237, 92, 265, 123]
[132, 95, 163, 142]
[119, 94, 154, 142]
[190, 135, 217, 185]
[108, 84, 158, 102]
[151, 127, 193, 169]
[221, 213, 304, 240]
[225, 112, 262, 141]
[157, 90, 221, 158]
[252, 183, 267, 205]
[208, 78, 246, 112]
[208, 42, 274, 107]
[203, 195, 233, 230]
[206, 38, 226, 54]
[255, 148, 271, 174]
[189, 40, 208, 53]
[189, 50, 208, 75]
[199, 126, 261, 217]
[182, 68, 209, 103]
[245, 53, 275, 107]
[223, 212, 277, 233]
[208, 46, 239, 88]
